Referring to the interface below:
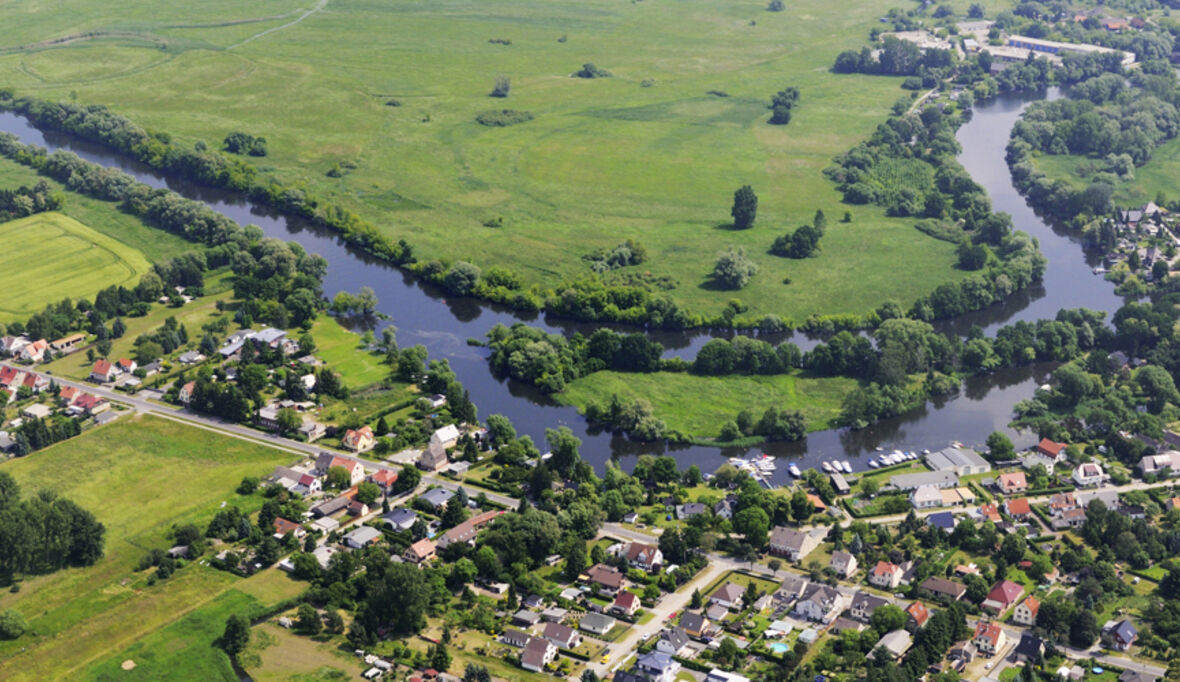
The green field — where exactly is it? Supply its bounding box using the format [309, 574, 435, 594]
[557, 370, 857, 439]
[0, 211, 152, 320]
[0, 154, 195, 264]
[309, 316, 388, 389]
[0, 0, 979, 320]
[0, 414, 297, 681]
[1034, 138, 1180, 208]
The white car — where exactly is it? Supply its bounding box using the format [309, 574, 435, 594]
[640, 633, 651, 642]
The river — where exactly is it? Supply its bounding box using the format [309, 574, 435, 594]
[0, 88, 1124, 481]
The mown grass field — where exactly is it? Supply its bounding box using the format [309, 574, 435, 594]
[0, 414, 297, 681]
[0, 211, 152, 320]
[557, 370, 857, 439]
[309, 316, 388, 389]
[0, 0, 986, 320]
[0, 154, 195, 264]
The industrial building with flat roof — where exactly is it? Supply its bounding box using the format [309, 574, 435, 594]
[1006, 35, 1134, 65]
[925, 447, 991, 476]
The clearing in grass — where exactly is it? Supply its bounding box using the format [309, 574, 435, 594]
[0, 0, 972, 320]
[0, 212, 152, 321]
[556, 370, 856, 441]
[0, 414, 296, 682]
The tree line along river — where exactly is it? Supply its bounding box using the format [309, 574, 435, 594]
[0, 88, 1127, 481]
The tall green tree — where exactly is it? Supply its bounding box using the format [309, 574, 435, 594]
[731, 185, 758, 229]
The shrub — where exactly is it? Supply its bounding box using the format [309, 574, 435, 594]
[574, 63, 611, 78]
[767, 0, 784, 10]
[475, 109, 535, 127]
[712, 248, 758, 289]
[490, 76, 511, 98]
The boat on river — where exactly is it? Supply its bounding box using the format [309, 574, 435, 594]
[821, 461, 834, 473]
[840, 460, 852, 473]
[788, 463, 802, 477]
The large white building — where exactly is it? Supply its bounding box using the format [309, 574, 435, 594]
[925, 446, 991, 476]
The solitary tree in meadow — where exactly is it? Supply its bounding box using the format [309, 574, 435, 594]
[490, 75, 510, 98]
[731, 185, 758, 229]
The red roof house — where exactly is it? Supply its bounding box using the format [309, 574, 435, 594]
[981, 579, 1023, 613]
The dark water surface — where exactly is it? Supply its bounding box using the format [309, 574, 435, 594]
[0, 88, 1122, 479]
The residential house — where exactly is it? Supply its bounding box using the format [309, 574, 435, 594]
[981, 580, 1023, 614]
[1013, 633, 1045, 664]
[714, 497, 736, 520]
[624, 542, 664, 572]
[1004, 498, 1032, 519]
[1073, 462, 1107, 487]
[979, 503, 1003, 523]
[294, 473, 322, 497]
[777, 574, 809, 602]
[382, 508, 417, 531]
[998, 472, 1028, 495]
[633, 652, 681, 682]
[520, 636, 556, 673]
[312, 495, 351, 518]
[910, 485, 943, 509]
[679, 611, 710, 638]
[257, 405, 281, 431]
[1013, 596, 1039, 626]
[709, 582, 745, 610]
[768, 526, 819, 561]
[418, 441, 449, 472]
[116, 358, 137, 374]
[403, 538, 437, 564]
[925, 446, 991, 476]
[298, 420, 326, 442]
[501, 629, 531, 648]
[272, 517, 305, 539]
[0, 336, 29, 356]
[1119, 671, 1157, 682]
[344, 526, 382, 550]
[369, 469, 399, 494]
[973, 621, 1006, 656]
[431, 424, 461, 449]
[919, 577, 966, 602]
[869, 561, 904, 589]
[348, 500, 369, 516]
[1053, 507, 1087, 530]
[342, 426, 375, 452]
[178, 381, 196, 405]
[542, 622, 581, 649]
[905, 601, 930, 631]
[324, 457, 366, 486]
[586, 564, 624, 595]
[0, 366, 24, 390]
[89, 359, 117, 383]
[580, 612, 616, 636]
[1036, 438, 1068, 462]
[676, 502, 707, 520]
[513, 610, 541, 628]
[1139, 451, 1180, 477]
[829, 550, 858, 578]
[656, 628, 690, 656]
[73, 393, 107, 415]
[436, 510, 503, 550]
[891, 470, 959, 490]
[849, 592, 890, 622]
[869, 630, 913, 661]
[1103, 619, 1138, 651]
[419, 487, 454, 510]
[706, 671, 751, 682]
[1048, 492, 1077, 515]
[794, 584, 844, 623]
[20, 339, 48, 363]
[926, 511, 956, 533]
[612, 590, 640, 616]
[541, 607, 567, 623]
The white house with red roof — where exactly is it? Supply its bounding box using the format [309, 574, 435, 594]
[327, 457, 366, 486]
[116, 358, 137, 374]
[623, 542, 663, 572]
[981, 579, 1023, 614]
[89, 359, 118, 383]
[0, 366, 25, 389]
[869, 560, 904, 589]
[973, 621, 1006, 655]
[74, 393, 109, 415]
[612, 590, 640, 616]
[368, 469, 399, 493]
[342, 425, 375, 452]
[1014, 596, 1039, 626]
[20, 339, 49, 363]
[178, 381, 196, 405]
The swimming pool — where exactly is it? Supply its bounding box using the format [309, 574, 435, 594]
[769, 642, 789, 654]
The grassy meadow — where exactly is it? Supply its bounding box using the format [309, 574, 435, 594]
[1034, 140, 1180, 208]
[0, 211, 152, 321]
[0, 414, 299, 681]
[0, 0, 987, 320]
[557, 369, 857, 440]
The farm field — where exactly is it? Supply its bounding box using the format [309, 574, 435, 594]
[0, 211, 152, 321]
[557, 369, 857, 440]
[0, 414, 297, 681]
[0, 154, 195, 264]
[0, 0, 979, 320]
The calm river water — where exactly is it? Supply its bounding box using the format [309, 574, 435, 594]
[0, 88, 1124, 479]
